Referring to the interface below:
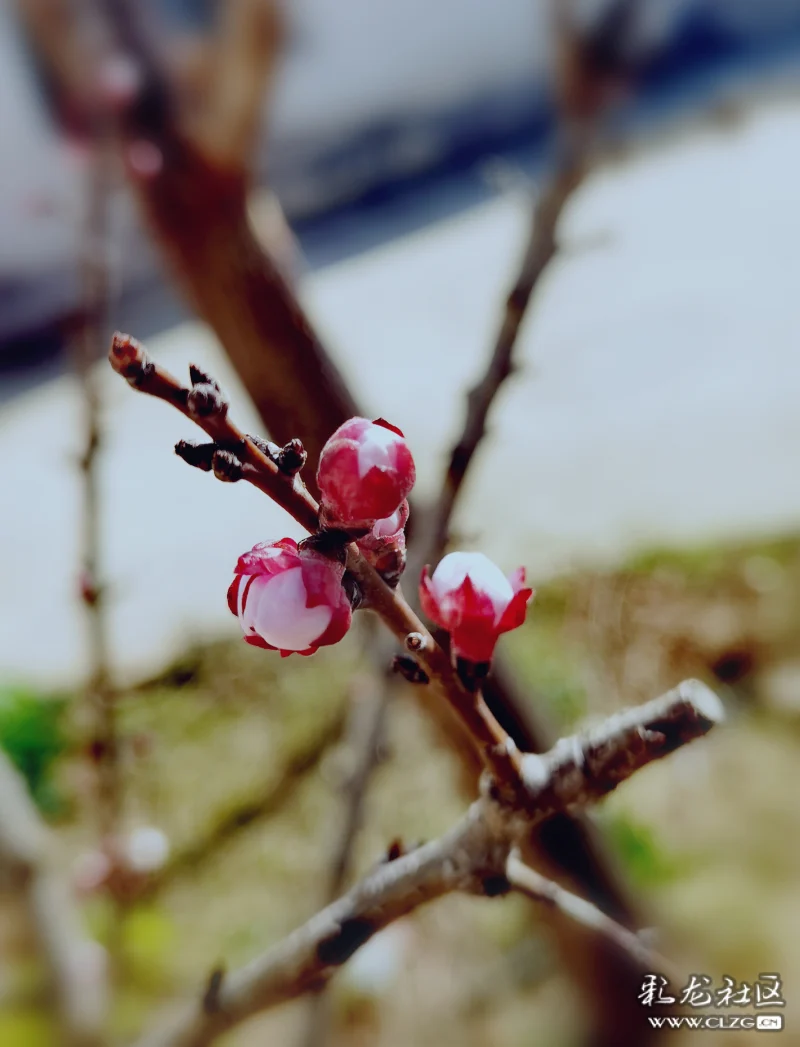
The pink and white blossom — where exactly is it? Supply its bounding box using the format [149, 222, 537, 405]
[420, 551, 534, 663]
[317, 417, 416, 526]
[227, 538, 352, 657]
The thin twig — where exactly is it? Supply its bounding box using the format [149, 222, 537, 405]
[140, 708, 348, 900]
[325, 675, 392, 901]
[418, 0, 645, 569]
[89, 0, 359, 478]
[420, 119, 590, 567]
[107, 334, 522, 794]
[132, 681, 721, 1047]
[76, 141, 120, 844]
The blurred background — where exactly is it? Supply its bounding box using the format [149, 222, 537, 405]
[2, 1, 800, 1045]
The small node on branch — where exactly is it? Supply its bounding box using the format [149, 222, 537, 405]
[246, 433, 280, 461]
[175, 439, 217, 472]
[276, 438, 307, 476]
[212, 449, 243, 483]
[108, 330, 155, 388]
[188, 382, 229, 420]
[202, 965, 226, 1015]
[405, 632, 426, 652]
[392, 655, 429, 685]
[188, 364, 221, 391]
[342, 573, 363, 611]
[79, 571, 101, 606]
[382, 839, 405, 863]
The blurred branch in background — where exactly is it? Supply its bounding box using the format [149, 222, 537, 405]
[74, 129, 121, 864]
[417, 0, 646, 569]
[141, 701, 349, 901]
[97, 0, 358, 476]
[0, 750, 108, 1047]
[191, 0, 284, 169]
[299, 666, 394, 1047]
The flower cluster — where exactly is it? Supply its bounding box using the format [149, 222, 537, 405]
[228, 417, 533, 662]
[229, 418, 415, 655]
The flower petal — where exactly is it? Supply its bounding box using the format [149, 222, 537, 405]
[497, 587, 534, 633]
[244, 633, 274, 650]
[430, 552, 512, 617]
[507, 566, 527, 593]
[419, 566, 445, 628]
[450, 621, 498, 664]
[234, 538, 298, 577]
[249, 568, 333, 651]
[226, 574, 242, 617]
[372, 418, 405, 437]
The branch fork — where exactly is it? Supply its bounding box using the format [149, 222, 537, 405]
[133, 679, 722, 1047]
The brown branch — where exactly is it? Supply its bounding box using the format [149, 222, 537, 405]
[0, 751, 108, 1047]
[108, 334, 521, 794]
[135, 805, 496, 1047]
[109, 332, 687, 1047]
[194, 0, 285, 168]
[84, 0, 357, 481]
[417, 0, 644, 570]
[518, 680, 722, 811]
[108, 332, 320, 531]
[419, 121, 590, 566]
[133, 681, 720, 1047]
[74, 139, 122, 848]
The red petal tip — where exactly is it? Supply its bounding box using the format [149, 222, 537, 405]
[372, 417, 405, 438]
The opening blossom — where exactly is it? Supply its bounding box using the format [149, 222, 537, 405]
[227, 538, 352, 657]
[317, 417, 416, 526]
[420, 552, 534, 664]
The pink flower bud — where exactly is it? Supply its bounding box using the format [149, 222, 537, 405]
[317, 417, 416, 526]
[420, 552, 534, 664]
[356, 500, 409, 587]
[227, 538, 352, 656]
